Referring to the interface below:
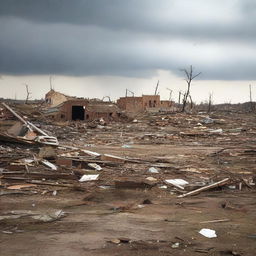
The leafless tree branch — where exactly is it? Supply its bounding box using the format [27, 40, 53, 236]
[180, 65, 201, 112]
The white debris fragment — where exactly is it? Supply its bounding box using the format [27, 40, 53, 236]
[146, 177, 157, 182]
[79, 174, 99, 182]
[41, 159, 57, 170]
[122, 144, 132, 148]
[81, 150, 101, 157]
[2, 231, 13, 234]
[199, 228, 217, 238]
[165, 179, 188, 189]
[148, 167, 159, 173]
[208, 128, 223, 134]
[99, 185, 111, 189]
[31, 210, 65, 222]
[24, 159, 34, 164]
[202, 117, 214, 124]
[171, 242, 180, 248]
[88, 163, 102, 171]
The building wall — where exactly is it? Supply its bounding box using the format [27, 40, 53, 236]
[60, 100, 88, 120]
[117, 97, 144, 112]
[47, 100, 120, 121]
[45, 90, 69, 107]
[160, 100, 173, 108]
[117, 95, 162, 113]
[142, 95, 161, 108]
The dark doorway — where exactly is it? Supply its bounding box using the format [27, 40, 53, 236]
[72, 106, 85, 120]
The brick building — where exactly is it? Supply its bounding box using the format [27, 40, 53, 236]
[44, 99, 121, 122]
[117, 95, 174, 113]
[44, 89, 121, 121]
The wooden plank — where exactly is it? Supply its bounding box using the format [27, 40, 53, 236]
[178, 178, 230, 198]
[199, 219, 230, 224]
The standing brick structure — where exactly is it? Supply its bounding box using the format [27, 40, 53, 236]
[117, 95, 173, 113]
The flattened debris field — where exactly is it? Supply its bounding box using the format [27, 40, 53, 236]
[1, 102, 256, 256]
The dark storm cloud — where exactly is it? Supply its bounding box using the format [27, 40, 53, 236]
[0, 0, 256, 79]
[1, 0, 256, 41]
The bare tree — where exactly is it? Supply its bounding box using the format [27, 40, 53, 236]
[24, 84, 32, 104]
[180, 65, 201, 112]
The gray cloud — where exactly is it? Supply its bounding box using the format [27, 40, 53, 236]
[1, 0, 256, 41]
[0, 0, 255, 80]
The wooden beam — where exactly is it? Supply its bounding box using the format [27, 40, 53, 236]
[178, 178, 230, 198]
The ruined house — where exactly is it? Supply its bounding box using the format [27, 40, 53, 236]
[45, 89, 76, 107]
[117, 95, 174, 113]
[44, 90, 121, 121]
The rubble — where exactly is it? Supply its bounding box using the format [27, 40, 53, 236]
[0, 103, 58, 146]
[0, 209, 66, 223]
[0, 101, 256, 255]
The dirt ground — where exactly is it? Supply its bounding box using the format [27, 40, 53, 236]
[1, 110, 256, 255]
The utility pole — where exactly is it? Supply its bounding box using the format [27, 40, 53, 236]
[249, 84, 253, 111]
[208, 92, 213, 113]
[166, 88, 173, 101]
[49, 76, 55, 90]
[178, 91, 182, 104]
[154, 80, 159, 95]
[249, 84, 252, 101]
[126, 89, 134, 97]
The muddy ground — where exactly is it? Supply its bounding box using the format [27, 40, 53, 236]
[1, 111, 256, 255]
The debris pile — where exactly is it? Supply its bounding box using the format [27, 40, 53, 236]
[0, 103, 58, 146]
[0, 102, 255, 256]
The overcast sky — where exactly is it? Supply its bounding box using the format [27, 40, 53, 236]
[0, 0, 255, 103]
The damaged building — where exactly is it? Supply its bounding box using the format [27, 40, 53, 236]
[45, 89, 77, 107]
[117, 94, 174, 113]
[44, 90, 121, 121]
